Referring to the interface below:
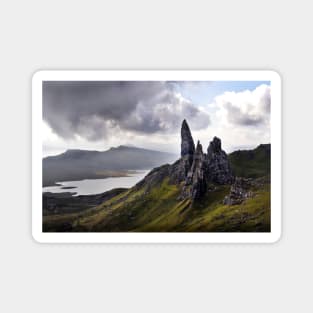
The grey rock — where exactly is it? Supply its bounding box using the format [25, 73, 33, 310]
[169, 155, 193, 184]
[136, 120, 234, 202]
[167, 119, 196, 185]
[205, 136, 234, 185]
[223, 177, 254, 205]
[207, 136, 222, 154]
[181, 141, 207, 200]
[181, 119, 195, 157]
[174, 123, 233, 200]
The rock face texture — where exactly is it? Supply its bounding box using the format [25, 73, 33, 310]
[170, 120, 196, 184]
[205, 137, 234, 185]
[138, 120, 234, 201]
[181, 119, 195, 157]
[178, 120, 233, 200]
[181, 141, 207, 200]
[223, 177, 254, 205]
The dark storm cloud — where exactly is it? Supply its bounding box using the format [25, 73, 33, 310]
[43, 81, 210, 140]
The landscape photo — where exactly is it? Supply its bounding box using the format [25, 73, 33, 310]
[41, 79, 271, 233]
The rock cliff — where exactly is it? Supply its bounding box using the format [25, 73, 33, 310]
[141, 119, 234, 200]
[179, 121, 233, 200]
[182, 141, 207, 200]
[181, 119, 195, 157]
[205, 137, 233, 185]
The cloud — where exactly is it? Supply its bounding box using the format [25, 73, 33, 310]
[201, 84, 271, 153]
[214, 84, 271, 127]
[43, 81, 210, 141]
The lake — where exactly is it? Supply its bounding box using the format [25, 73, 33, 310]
[42, 170, 150, 196]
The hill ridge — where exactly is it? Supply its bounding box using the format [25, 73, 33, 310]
[43, 145, 178, 186]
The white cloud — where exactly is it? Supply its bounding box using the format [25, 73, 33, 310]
[214, 84, 271, 127]
[204, 84, 271, 152]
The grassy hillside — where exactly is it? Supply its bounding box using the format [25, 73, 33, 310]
[43, 176, 270, 232]
[228, 144, 270, 178]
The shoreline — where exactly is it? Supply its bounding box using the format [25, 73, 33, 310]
[43, 169, 149, 187]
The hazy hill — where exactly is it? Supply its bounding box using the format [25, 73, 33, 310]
[43, 145, 178, 186]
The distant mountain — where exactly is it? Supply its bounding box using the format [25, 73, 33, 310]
[43, 145, 178, 186]
[43, 120, 271, 233]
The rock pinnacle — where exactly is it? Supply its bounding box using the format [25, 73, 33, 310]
[181, 119, 195, 157]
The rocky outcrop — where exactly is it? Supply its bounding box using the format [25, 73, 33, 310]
[141, 120, 234, 201]
[181, 119, 195, 157]
[179, 123, 233, 200]
[170, 120, 195, 184]
[181, 141, 207, 200]
[205, 137, 234, 185]
[223, 177, 254, 205]
[169, 157, 191, 184]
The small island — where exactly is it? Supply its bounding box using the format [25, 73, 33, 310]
[60, 186, 77, 190]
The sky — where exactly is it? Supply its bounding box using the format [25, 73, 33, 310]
[42, 80, 271, 157]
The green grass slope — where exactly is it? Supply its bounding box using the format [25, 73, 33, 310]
[228, 144, 270, 178]
[43, 177, 270, 232]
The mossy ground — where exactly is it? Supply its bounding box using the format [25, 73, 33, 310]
[43, 177, 270, 232]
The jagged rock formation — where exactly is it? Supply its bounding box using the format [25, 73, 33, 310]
[181, 141, 207, 200]
[223, 177, 254, 205]
[170, 119, 196, 184]
[134, 120, 233, 201]
[206, 137, 233, 185]
[181, 119, 195, 157]
[179, 120, 233, 200]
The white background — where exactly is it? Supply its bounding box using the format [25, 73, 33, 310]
[0, 1, 311, 312]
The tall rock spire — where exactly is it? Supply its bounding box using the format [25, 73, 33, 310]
[207, 136, 222, 154]
[187, 140, 207, 200]
[173, 120, 234, 200]
[181, 119, 195, 157]
[206, 136, 233, 184]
